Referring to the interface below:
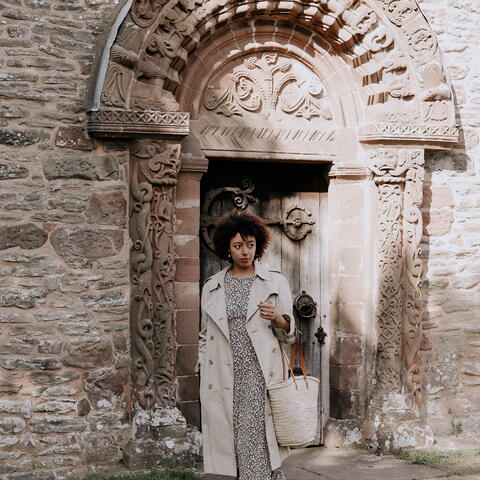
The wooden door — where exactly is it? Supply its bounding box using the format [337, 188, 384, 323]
[200, 160, 330, 443]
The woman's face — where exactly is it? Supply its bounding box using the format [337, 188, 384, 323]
[228, 233, 257, 269]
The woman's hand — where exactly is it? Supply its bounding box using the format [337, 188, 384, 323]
[258, 301, 290, 331]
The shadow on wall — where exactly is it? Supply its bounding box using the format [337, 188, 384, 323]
[420, 108, 476, 437]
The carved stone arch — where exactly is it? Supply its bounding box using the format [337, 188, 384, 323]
[89, 0, 458, 147]
[87, 0, 460, 463]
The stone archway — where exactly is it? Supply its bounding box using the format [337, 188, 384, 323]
[88, 0, 458, 467]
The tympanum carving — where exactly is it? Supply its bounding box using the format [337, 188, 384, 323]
[204, 53, 332, 122]
[130, 140, 181, 409]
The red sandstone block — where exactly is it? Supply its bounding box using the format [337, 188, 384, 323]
[330, 365, 360, 390]
[174, 235, 199, 258]
[174, 282, 200, 310]
[176, 309, 200, 345]
[331, 276, 365, 304]
[332, 336, 363, 366]
[178, 375, 200, 401]
[176, 179, 200, 208]
[176, 207, 200, 235]
[178, 400, 200, 428]
[176, 345, 198, 376]
[174, 257, 200, 282]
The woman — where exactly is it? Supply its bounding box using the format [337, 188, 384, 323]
[198, 211, 296, 479]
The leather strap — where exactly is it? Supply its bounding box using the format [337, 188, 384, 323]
[290, 338, 308, 379]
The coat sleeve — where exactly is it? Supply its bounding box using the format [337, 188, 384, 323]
[272, 273, 296, 344]
[195, 284, 208, 373]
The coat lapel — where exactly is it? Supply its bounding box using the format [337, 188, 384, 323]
[204, 268, 230, 342]
[246, 263, 279, 323]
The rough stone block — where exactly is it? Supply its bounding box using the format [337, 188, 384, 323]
[0, 223, 47, 251]
[63, 338, 114, 369]
[0, 357, 62, 371]
[29, 370, 79, 385]
[55, 126, 95, 151]
[0, 340, 34, 355]
[0, 416, 25, 434]
[0, 287, 46, 309]
[30, 416, 86, 434]
[85, 191, 127, 227]
[88, 411, 130, 432]
[84, 432, 124, 464]
[0, 400, 31, 417]
[0, 128, 43, 146]
[50, 227, 124, 258]
[33, 401, 76, 414]
[85, 367, 126, 408]
[80, 290, 127, 308]
[0, 163, 29, 180]
[43, 155, 118, 181]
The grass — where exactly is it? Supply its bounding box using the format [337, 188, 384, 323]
[82, 469, 199, 480]
[399, 448, 480, 475]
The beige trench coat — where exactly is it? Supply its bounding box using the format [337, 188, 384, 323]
[198, 262, 296, 477]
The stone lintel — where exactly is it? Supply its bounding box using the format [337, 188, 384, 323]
[358, 123, 459, 148]
[87, 108, 189, 139]
[329, 165, 370, 178]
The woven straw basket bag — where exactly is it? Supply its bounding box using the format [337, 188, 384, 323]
[267, 340, 319, 448]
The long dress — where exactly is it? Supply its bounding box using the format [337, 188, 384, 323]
[224, 270, 286, 480]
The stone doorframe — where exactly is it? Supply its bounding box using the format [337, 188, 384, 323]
[88, 0, 459, 463]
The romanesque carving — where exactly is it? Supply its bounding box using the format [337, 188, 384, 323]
[131, 0, 169, 28]
[88, 108, 189, 137]
[370, 149, 408, 393]
[204, 53, 332, 121]
[419, 63, 452, 122]
[402, 150, 425, 406]
[369, 148, 425, 401]
[359, 123, 459, 142]
[130, 140, 181, 409]
[378, 0, 418, 26]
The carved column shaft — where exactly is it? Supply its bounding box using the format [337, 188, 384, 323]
[130, 140, 181, 410]
[370, 148, 425, 404]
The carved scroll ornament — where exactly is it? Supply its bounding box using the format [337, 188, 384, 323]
[130, 140, 181, 409]
[370, 148, 425, 402]
[204, 53, 332, 121]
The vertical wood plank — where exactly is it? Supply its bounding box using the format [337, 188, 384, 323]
[261, 191, 282, 272]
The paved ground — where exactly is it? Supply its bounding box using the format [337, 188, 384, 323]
[202, 447, 479, 480]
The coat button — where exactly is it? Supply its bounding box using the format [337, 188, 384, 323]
[209, 359, 213, 365]
[269, 371, 274, 377]
[272, 347, 277, 353]
[210, 335, 214, 340]
[267, 324, 272, 329]
[208, 384, 213, 389]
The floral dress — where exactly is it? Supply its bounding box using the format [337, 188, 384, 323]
[224, 270, 286, 480]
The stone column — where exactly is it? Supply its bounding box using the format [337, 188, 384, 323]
[365, 148, 432, 450]
[124, 138, 201, 468]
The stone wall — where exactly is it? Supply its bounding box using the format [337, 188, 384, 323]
[0, 1, 131, 478]
[419, 0, 480, 443]
[0, 0, 479, 478]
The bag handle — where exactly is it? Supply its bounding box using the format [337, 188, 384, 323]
[279, 336, 311, 389]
